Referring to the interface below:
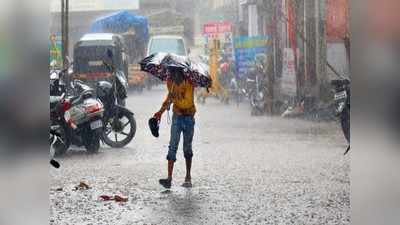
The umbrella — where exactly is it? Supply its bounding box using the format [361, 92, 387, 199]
[139, 52, 212, 88]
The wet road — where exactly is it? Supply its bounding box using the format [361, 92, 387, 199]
[50, 87, 350, 225]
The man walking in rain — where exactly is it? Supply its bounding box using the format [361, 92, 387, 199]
[153, 66, 196, 189]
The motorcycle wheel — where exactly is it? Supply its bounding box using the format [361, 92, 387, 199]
[101, 110, 136, 148]
[117, 98, 126, 107]
[85, 132, 100, 154]
[341, 106, 350, 143]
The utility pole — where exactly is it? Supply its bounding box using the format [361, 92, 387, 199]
[61, 0, 69, 68]
[314, 0, 320, 100]
[65, 0, 69, 61]
[304, 0, 317, 113]
[61, 0, 65, 68]
[272, 0, 277, 81]
[303, 0, 307, 99]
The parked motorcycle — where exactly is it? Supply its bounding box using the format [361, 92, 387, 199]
[331, 78, 350, 145]
[50, 77, 105, 156]
[243, 63, 267, 116]
[98, 50, 136, 148]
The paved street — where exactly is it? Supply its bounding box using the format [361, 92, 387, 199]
[50, 87, 350, 225]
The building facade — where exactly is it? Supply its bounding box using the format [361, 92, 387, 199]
[236, 0, 349, 112]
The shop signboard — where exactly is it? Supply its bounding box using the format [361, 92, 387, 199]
[234, 35, 271, 78]
[203, 21, 232, 35]
[203, 21, 234, 60]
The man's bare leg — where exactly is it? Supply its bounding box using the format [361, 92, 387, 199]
[185, 158, 192, 182]
[182, 158, 192, 188]
[159, 160, 174, 188]
[168, 160, 174, 180]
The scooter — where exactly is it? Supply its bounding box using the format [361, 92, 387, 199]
[244, 64, 267, 116]
[50, 72, 104, 156]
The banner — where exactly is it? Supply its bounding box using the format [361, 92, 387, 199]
[234, 36, 271, 78]
[49, 34, 62, 67]
[281, 48, 297, 96]
[203, 21, 232, 35]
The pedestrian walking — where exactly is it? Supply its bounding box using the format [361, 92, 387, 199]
[153, 66, 196, 189]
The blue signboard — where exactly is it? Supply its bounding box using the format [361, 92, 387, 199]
[234, 36, 271, 78]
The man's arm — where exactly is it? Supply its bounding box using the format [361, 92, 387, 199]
[154, 85, 172, 121]
[159, 94, 172, 114]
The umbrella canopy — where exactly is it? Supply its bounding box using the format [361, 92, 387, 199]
[139, 52, 212, 88]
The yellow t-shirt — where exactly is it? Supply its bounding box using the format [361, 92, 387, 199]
[162, 80, 196, 115]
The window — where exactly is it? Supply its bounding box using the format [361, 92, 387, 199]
[149, 38, 186, 56]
